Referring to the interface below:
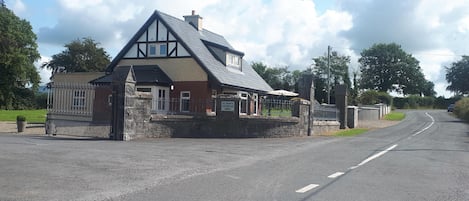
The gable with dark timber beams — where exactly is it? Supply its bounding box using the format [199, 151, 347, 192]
[106, 10, 273, 94]
[122, 19, 190, 59]
[106, 12, 193, 72]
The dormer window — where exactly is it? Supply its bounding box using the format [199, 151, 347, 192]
[226, 53, 241, 69]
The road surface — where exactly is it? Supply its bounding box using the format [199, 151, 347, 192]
[0, 110, 467, 201]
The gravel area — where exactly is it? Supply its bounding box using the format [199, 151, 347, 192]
[0, 122, 45, 135]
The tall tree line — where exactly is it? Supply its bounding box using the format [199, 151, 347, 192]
[253, 43, 442, 104]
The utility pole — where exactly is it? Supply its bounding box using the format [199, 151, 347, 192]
[327, 45, 331, 104]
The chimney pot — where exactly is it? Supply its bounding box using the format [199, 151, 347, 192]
[184, 10, 203, 31]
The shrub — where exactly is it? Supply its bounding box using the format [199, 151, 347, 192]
[16, 115, 26, 121]
[359, 90, 379, 105]
[393, 95, 436, 109]
[358, 90, 392, 106]
[454, 98, 469, 122]
[377, 91, 392, 105]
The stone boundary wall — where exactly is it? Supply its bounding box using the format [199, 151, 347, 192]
[313, 121, 341, 135]
[358, 107, 380, 121]
[146, 116, 302, 138]
[45, 118, 109, 138]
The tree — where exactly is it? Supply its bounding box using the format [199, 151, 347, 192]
[252, 62, 297, 91]
[42, 37, 111, 73]
[422, 80, 436, 97]
[359, 43, 427, 95]
[0, 6, 41, 109]
[312, 51, 351, 103]
[446, 56, 469, 95]
[313, 51, 351, 88]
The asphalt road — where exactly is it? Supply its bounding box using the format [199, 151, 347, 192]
[0, 110, 467, 201]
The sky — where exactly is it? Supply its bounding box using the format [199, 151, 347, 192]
[6, 0, 469, 97]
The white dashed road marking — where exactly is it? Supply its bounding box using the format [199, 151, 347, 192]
[295, 184, 319, 193]
[350, 144, 398, 170]
[327, 172, 344, 178]
[297, 113, 436, 194]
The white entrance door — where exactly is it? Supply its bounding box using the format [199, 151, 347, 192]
[137, 86, 169, 114]
[155, 87, 169, 114]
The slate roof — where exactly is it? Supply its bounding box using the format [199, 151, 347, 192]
[92, 65, 172, 86]
[106, 10, 272, 93]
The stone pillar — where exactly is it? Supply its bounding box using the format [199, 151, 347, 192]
[335, 84, 348, 129]
[110, 66, 137, 141]
[298, 73, 313, 100]
[347, 106, 358, 128]
[216, 94, 240, 120]
[309, 78, 315, 136]
[292, 99, 311, 136]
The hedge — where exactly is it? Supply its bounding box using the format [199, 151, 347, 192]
[454, 98, 469, 122]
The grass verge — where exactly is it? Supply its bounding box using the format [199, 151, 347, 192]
[0, 109, 47, 123]
[334, 128, 369, 137]
[384, 112, 405, 121]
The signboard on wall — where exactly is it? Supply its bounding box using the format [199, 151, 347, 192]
[221, 101, 235, 112]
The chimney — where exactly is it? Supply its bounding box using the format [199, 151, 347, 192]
[183, 10, 203, 31]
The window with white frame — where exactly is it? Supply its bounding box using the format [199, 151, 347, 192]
[239, 92, 248, 115]
[148, 43, 167, 57]
[211, 90, 217, 113]
[72, 90, 86, 109]
[159, 44, 167, 56]
[253, 93, 258, 115]
[148, 44, 157, 56]
[226, 53, 241, 68]
[180, 91, 190, 112]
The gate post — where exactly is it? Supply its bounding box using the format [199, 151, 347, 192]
[110, 66, 137, 140]
[335, 84, 348, 129]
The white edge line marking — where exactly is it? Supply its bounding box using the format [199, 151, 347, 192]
[351, 144, 398, 169]
[295, 184, 319, 193]
[412, 112, 435, 137]
[328, 172, 344, 178]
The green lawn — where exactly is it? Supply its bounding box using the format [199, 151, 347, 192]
[0, 109, 47, 123]
[334, 128, 369, 137]
[384, 112, 406, 121]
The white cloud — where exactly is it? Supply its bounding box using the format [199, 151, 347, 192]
[58, 0, 103, 10]
[34, 56, 52, 85]
[28, 0, 469, 96]
[434, 82, 452, 98]
[202, 0, 352, 68]
[11, 0, 26, 13]
[457, 16, 469, 33]
[414, 49, 456, 81]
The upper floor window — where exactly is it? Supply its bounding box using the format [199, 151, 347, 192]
[226, 53, 241, 68]
[160, 44, 167, 55]
[148, 43, 167, 57]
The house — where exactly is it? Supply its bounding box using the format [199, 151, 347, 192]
[46, 10, 273, 137]
[92, 10, 272, 116]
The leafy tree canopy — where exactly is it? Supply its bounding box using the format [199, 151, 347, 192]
[359, 43, 429, 95]
[42, 37, 111, 73]
[0, 6, 41, 109]
[252, 62, 299, 91]
[312, 51, 351, 88]
[446, 56, 469, 95]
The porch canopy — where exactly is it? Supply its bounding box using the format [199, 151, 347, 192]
[267, 89, 298, 97]
[90, 65, 172, 86]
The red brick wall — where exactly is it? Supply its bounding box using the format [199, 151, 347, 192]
[170, 81, 212, 113]
[92, 85, 112, 122]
